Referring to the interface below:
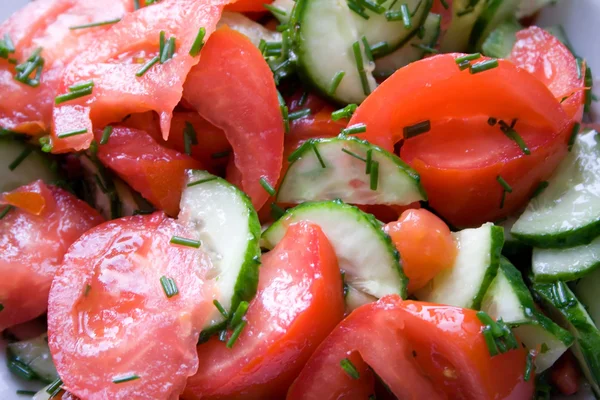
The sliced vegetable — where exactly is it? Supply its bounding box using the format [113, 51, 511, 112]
[415, 222, 503, 309]
[481, 17, 521, 58]
[439, 0, 487, 52]
[469, 0, 520, 50]
[573, 268, 600, 329]
[532, 235, 600, 282]
[0, 137, 59, 192]
[7, 333, 58, 383]
[262, 200, 407, 300]
[217, 12, 281, 47]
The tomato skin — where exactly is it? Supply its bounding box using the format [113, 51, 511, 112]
[95, 126, 203, 217]
[385, 209, 457, 293]
[183, 26, 284, 211]
[48, 213, 214, 400]
[0, 181, 103, 331]
[183, 221, 344, 400]
[225, 0, 272, 12]
[288, 297, 534, 400]
[550, 352, 580, 396]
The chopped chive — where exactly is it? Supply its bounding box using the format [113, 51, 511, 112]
[417, 25, 425, 39]
[57, 128, 87, 138]
[170, 236, 201, 248]
[328, 71, 346, 95]
[481, 327, 499, 356]
[288, 140, 313, 162]
[189, 27, 206, 56]
[211, 150, 230, 159]
[369, 160, 379, 190]
[347, 0, 370, 20]
[229, 301, 250, 327]
[8, 147, 32, 171]
[540, 343, 549, 354]
[112, 374, 140, 384]
[384, 10, 402, 21]
[3, 33, 15, 53]
[341, 123, 367, 135]
[187, 177, 217, 187]
[531, 181, 549, 199]
[288, 108, 311, 121]
[0, 206, 11, 221]
[46, 378, 62, 395]
[270, 202, 286, 220]
[404, 120, 430, 138]
[134, 0, 140, 10]
[524, 351, 535, 381]
[226, 320, 247, 348]
[8, 359, 36, 380]
[499, 120, 530, 155]
[470, 59, 499, 74]
[39, 136, 52, 152]
[458, 60, 471, 71]
[496, 176, 512, 193]
[213, 300, 229, 319]
[576, 58, 583, 80]
[340, 358, 360, 379]
[84, 284, 92, 297]
[487, 117, 497, 126]
[332, 104, 358, 121]
[352, 41, 371, 96]
[159, 31, 166, 54]
[399, 4, 412, 28]
[136, 55, 160, 77]
[277, 90, 290, 134]
[361, 36, 374, 62]
[455, 53, 481, 64]
[100, 125, 113, 145]
[358, 0, 386, 14]
[160, 36, 176, 63]
[365, 149, 373, 174]
[69, 18, 121, 30]
[260, 177, 276, 196]
[312, 143, 326, 168]
[411, 43, 438, 54]
[568, 122, 580, 151]
[440, 0, 449, 9]
[476, 311, 503, 337]
[341, 148, 367, 162]
[183, 121, 197, 155]
[498, 319, 518, 350]
[264, 3, 287, 16]
[16, 390, 37, 396]
[298, 90, 309, 107]
[388, 0, 399, 9]
[68, 80, 94, 92]
[500, 191, 507, 209]
[159, 276, 178, 298]
[258, 39, 267, 54]
[369, 41, 389, 58]
[55, 87, 93, 104]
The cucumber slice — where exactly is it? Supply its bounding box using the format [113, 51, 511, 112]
[218, 12, 282, 47]
[179, 170, 261, 327]
[469, 0, 521, 50]
[7, 333, 58, 383]
[0, 137, 59, 192]
[573, 268, 600, 329]
[262, 200, 407, 299]
[277, 136, 426, 206]
[270, 0, 294, 23]
[533, 281, 600, 397]
[532, 236, 600, 282]
[439, 0, 488, 52]
[345, 285, 377, 314]
[374, 12, 441, 78]
[296, 0, 377, 104]
[481, 258, 574, 372]
[498, 217, 531, 261]
[415, 223, 503, 309]
[481, 17, 521, 58]
[512, 130, 600, 249]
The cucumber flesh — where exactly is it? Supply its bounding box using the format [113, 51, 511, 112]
[415, 223, 503, 309]
[481, 17, 521, 59]
[512, 130, 600, 249]
[439, 0, 488, 52]
[262, 200, 407, 300]
[277, 136, 426, 206]
[270, 0, 294, 23]
[573, 268, 600, 329]
[179, 170, 261, 327]
[534, 281, 600, 397]
[481, 258, 574, 372]
[0, 137, 59, 193]
[345, 285, 377, 314]
[532, 235, 600, 282]
[7, 333, 58, 383]
[218, 12, 282, 47]
[470, 0, 521, 50]
[374, 12, 441, 78]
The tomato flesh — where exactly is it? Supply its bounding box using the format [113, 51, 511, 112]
[0, 181, 103, 331]
[48, 212, 215, 400]
[183, 221, 344, 399]
[183, 26, 284, 211]
[385, 209, 457, 293]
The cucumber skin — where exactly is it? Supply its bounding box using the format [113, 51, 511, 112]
[469, 0, 520, 51]
[532, 252, 600, 284]
[512, 221, 600, 250]
[471, 225, 505, 309]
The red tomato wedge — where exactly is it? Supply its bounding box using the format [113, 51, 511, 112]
[183, 221, 344, 400]
[0, 0, 133, 134]
[0, 181, 103, 331]
[225, 0, 272, 12]
[51, 0, 231, 153]
[95, 126, 203, 217]
[48, 212, 215, 400]
[385, 209, 457, 293]
[183, 26, 284, 211]
[510, 26, 586, 122]
[288, 297, 534, 400]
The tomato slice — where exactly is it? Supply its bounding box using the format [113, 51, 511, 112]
[0, 181, 103, 331]
[225, 0, 272, 12]
[95, 126, 202, 217]
[0, 0, 133, 134]
[288, 297, 534, 400]
[183, 26, 284, 211]
[48, 212, 214, 400]
[385, 209, 457, 293]
[510, 26, 586, 122]
[51, 0, 230, 153]
[183, 221, 344, 400]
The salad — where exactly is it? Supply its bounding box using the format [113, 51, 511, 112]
[0, 0, 597, 399]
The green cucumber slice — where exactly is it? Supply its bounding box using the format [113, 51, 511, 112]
[532, 236, 600, 282]
[277, 136, 426, 205]
[218, 12, 282, 47]
[481, 258, 574, 372]
[469, 0, 521, 50]
[512, 130, 600, 248]
[7, 333, 58, 383]
[262, 200, 407, 300]
[179, 170, 261, 327]
[533, 281, 600, 397]
[481, 17, 521, 58]
[573, 268, 600, 329]
[415, 223, 503, 309]
[0, 137, 59, 193]
[439, 0, 488, 52]
[374, 12, 441, 78]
